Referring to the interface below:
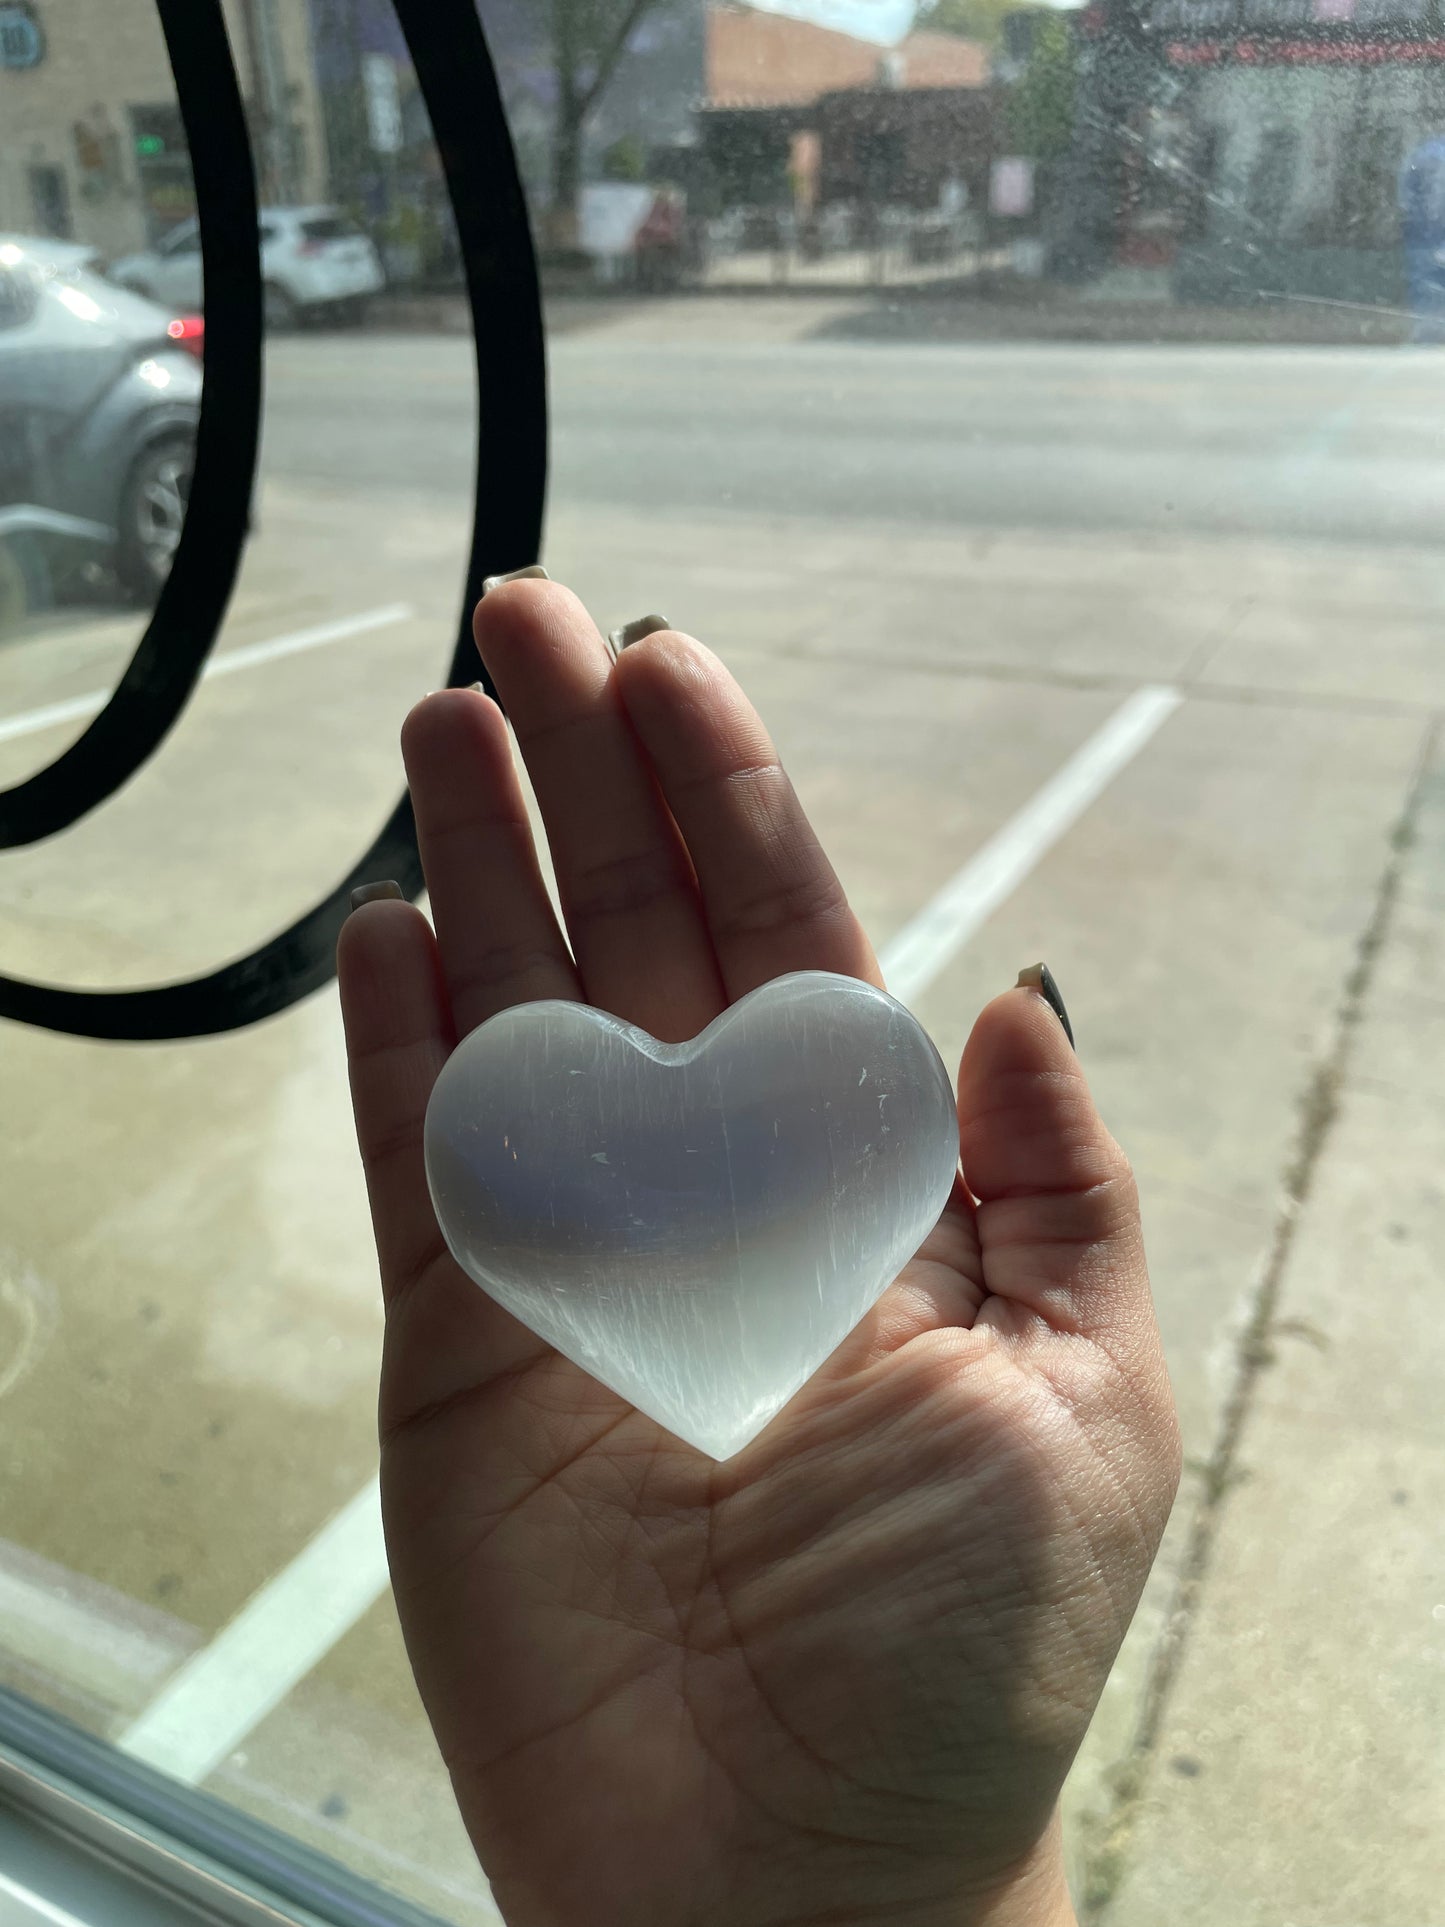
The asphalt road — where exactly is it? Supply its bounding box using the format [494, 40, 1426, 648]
[3, 311, 1444, 1924]
[261, 321, 1445, 546]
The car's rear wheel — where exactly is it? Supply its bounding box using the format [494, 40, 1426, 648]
[117, 434, 192, 601]
[263, 280, 299, 331]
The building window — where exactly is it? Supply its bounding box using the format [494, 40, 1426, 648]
[130, 101, 193, 241]
[1181, 126, 1220, 242]
[27, 164, 72, 238]
[1338, 118, 1402, 249]
[1246, 126, 1298, 241]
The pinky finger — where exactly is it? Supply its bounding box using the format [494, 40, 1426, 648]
[337, 894, 454, 1308]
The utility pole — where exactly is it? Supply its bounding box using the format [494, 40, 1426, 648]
[344, 0, 369, 217]
[237, 0, 296, 204]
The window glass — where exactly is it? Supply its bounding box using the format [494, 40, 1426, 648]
[2, 0, 1441, 1922]
[159, 222, 201, 254]
[0, 23, 214, 809]
[299, 213, 360, 240]
[1, 0, 482, 1917]
[0, 259, 39, 327]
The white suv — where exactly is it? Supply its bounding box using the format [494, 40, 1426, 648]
[111, 206, 385, 329]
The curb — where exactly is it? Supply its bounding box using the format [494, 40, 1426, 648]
[365, 285, 1416, 350]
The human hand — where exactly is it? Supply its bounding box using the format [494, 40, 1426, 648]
[338, 577, 1181, 1927]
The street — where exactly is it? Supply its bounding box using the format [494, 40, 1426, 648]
[268, 319, 1445, 547]
[2, 303, 1442, 1924]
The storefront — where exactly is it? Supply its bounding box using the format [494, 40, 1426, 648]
[815, 84, 994, 214]
[0, 0, 328, 258]
[1152, 0, 1445, 303]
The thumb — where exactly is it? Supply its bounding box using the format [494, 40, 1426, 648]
[957, 968, 1151, 1354]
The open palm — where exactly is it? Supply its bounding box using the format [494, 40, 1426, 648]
[338, 578, 1180, 1927]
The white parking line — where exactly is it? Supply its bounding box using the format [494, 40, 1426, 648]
[0, 505, 113, 544]
[117, 1475, 386, 1786]
[879, 684, 1183, 1008]
[0, 1867, 95, 1927]
[111, 681, 1183, 1788]
[0, 604, 413, 749]
[0, 1538, 190, 1710]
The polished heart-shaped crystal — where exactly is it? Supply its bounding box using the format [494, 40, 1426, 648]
[424, 971, 959, 1460]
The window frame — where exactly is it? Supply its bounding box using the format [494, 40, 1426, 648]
[158, 219, 202, 257]
[0, 261, 41, 330]
[0, 1691, 453, 1927]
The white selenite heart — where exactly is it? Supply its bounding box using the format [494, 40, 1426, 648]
[424, 970, 959, 1460]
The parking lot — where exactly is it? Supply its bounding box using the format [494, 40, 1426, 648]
[2, 305, 1443, 1922]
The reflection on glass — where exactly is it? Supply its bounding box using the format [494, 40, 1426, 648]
[0, 238, 199, 612]
[0, 4, 198, 791]
[3, 0, 1442, 1922]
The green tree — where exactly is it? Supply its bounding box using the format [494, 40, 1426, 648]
[915, 0, 1023, 48]
[546, 0, 664, 248]
[601, 132, 648, 182]
[1003, 12, 1077, 160]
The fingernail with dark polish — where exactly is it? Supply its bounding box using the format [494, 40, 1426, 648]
[350, 881, 404, 913]
[481, 563, 549, 595]
[608, 613, 671, 656]
[1017, 961, 1074, 1048]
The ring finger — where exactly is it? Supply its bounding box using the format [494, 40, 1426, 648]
[402, 688, 579, 1037]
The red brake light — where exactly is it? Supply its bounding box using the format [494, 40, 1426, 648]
[167, 315, 205, 357]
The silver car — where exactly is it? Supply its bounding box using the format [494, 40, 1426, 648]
[0, 234, 201, 602]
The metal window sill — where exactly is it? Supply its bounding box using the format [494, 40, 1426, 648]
[0, 1690, 451, 1927]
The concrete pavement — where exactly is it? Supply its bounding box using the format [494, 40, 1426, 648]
[378, 284, 1419, 348]
[1, 319, 1442, 1921]
[1097, 738, 1445, 1926]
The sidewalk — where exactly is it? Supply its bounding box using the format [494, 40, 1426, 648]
[1080, 733, 1445, 1923]
[808, 277, 1414, 347]
[368, 279, 1415, 349]
[698, 243, 999, 294]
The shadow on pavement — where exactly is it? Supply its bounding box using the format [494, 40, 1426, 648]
[803, 278, 1417, 349]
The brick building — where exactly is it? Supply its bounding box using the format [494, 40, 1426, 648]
[701, 3, 992, 217]
[706, 4, 987, 105]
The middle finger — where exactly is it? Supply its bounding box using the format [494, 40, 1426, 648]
[474, 577, 725, 1042]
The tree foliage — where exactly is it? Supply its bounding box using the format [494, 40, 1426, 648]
[545, 0, 663, 240]
[601, 132, 648, 181]
[1002, 12, 1077, 160]
[549, 0, 661, 123]
[914, 0, 1022, 48]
